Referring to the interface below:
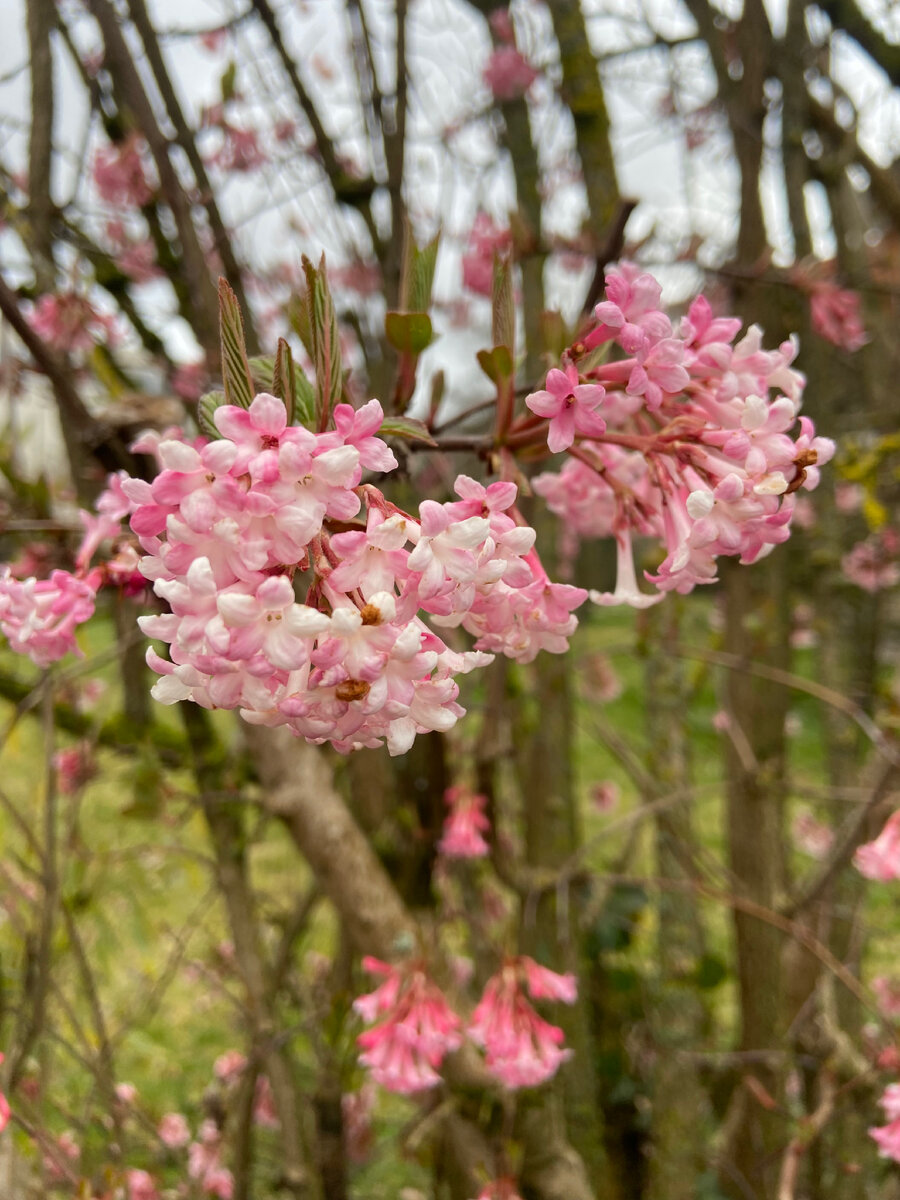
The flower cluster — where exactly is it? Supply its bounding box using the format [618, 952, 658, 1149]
[808, 281, 867, 353]
[28, 292, 119, 354]
[125, 395, 580, 754]
[0, 473, 141, 669]
[854, 811, 900, 882]
[354, 955, 576, 1094]
[92, 134, 155, 208]
[532, 264, 834, 605]
[438, 785, 491, 858]
[870, 1083, 900, 1163]
[462, 214, 512, 297]
[469, 957, 577, 1089]
[354, 957, 464, 1093]
[0, 569, 99, 669]
[842, 527, 900, 593]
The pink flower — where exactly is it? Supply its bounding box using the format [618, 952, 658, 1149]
[354, 958, 463, 1093]
[469, 958, 576, 1089]
[873, 977, 900, 1021]
[793, 812, 833, 860]
[214, 1050, 247, 1082]
[438, 786, 491, 858]
[842, 529, 900, 593]
[93, 134, 154, 207]
[54, 743, 97, 794]
[126, 1169, 160, 1200]
[115, 1081, 138, 1106]
[29, 292, 118, 354]
[483, 46, 538, 100]
[158, 1111, 191, 1148]
[855, 811, 900, 881]
[526, 364, 606, 453]
[253, 1075, 279, 1128]
[475, 1180, 523, 1200]
[590, 780, 619, 812]
[809, 282, 867, 352]
[0, 1053, 9, 1133]
[462, 214, 511, 297]
[0, 569, 98, 667]
[342, 1083, 375, 1163]
[871, 1084, 900, 1162]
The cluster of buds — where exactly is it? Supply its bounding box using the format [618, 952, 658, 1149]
[354, 955, 576, 1095]
[124, 394, 580, 755]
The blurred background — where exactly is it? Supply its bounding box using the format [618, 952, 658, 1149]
[1, 2, 900, 1198]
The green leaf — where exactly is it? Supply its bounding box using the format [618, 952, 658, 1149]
[220, 60, 238, 103]
[249, 354, 316, 429]
[540, 309, 570, 361]
[287, 293, 314, 360]
[401, 225, 440, 313]
[302, 254, 343, 427]
[378, 415, 437, 446]
[273, 338, 296, 426]
[491, 249, 515, 358]
[197, 391, 227, 440]
[476, 345, 514, 386]
[218, 278, 255, 410]
[385, 311, 433, 356]
[692, 953, 728, 990]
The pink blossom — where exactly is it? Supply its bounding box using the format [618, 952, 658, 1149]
[253, 1075, 279, 1128]
[438, 786, 491, 858]
[0, 1053, 9, 1133]
[158, 1111, 191, 1148]
[792, 811, 833, 860]
[483, 46, 539, 100]
[842, 528, 900, 593]
[873, 978, 900, 1021]
[0, 569, 98, 667]
[93, 134, 154, 207]
[29, 292, 118, 354]
[354, 958, 463, 1093]
[489, 9, 515, 44]
[462, 214, 512, 297]
[590, 780, 619, 812]
[54, 743, 97, 794]
[871, 1084, 900, 1162]
[205, 124, 267, 173]
[342, 1083, 375, 1163]
[526, 364, 606, 453]
[469, 957, 575, 1089]
[809, 282, 867, 352]
[855, 811, 900, 881]
[126, 1169, 160, 1200]
[475, 1180, 523, 1200]
[214, 1050, 247, 1082]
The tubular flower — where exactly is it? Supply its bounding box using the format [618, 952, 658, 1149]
[438, 786, 491, 858]
[532, 263, 833, 604]
[855, 811, 900, 881]
[121, 398, 579, 754]
[468, 957, 577, 1089]
[354, 958, 463, 1093]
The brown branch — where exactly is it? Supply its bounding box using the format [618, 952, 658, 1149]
[83, 0, 221, 358]
[25, 0, 55, 289]
[250, 0, 379, 248]
[124, 0, 260, 355]
[0, 271, 138, 495]
[785, 758, 900, 917]
[182, 707, 312, 1196]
